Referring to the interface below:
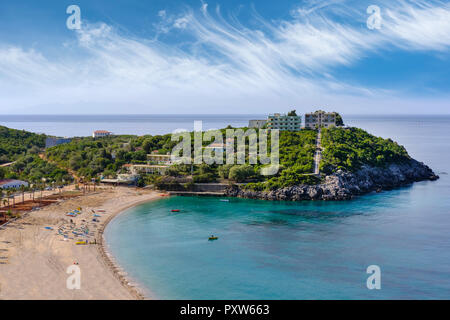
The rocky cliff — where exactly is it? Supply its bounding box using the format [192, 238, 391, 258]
[225, 159, 439, 201]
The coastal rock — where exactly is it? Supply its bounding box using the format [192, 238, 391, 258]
[225, 159, 439, 201]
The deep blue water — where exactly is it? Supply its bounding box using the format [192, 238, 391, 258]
[103, 115, 450, 299]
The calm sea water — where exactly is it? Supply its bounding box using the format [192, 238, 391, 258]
[0, 114, 261, 137]
[102, 115, 450, 299]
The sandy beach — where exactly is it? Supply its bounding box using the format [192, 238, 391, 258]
[0, 186, 161, 300]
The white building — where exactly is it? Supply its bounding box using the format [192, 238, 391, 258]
[93, 130, 112, 138]
[203, 138, 235, 154]
[147, 154, 172, 165]
[126, 164, 169, 175]
[304, 110, 337, 129]
[0, 179, 29, 189]
[267, 113, 302, 131]
[248, 120, 267, 129]
[100, 174, 140, 185]
[45, 137, 72, 148]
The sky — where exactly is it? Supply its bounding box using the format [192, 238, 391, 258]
[0, 0, 449, 114]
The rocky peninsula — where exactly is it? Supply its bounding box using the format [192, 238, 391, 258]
[225, 159, 439, 201]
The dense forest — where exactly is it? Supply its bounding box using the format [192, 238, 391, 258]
[1, 124, 413, 191]
[2, 155, 72, 184]
[45, 128, 319, 189]
[321, 127, 410, 173]
[0, 126, 72, 184]
[45, 134, 177, 179]
[243, 130, 319, 191]
[0, 126, 46, 164]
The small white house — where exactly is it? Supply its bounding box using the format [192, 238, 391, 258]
[93, 130, 112, 138]
[0, 179, 29, 189]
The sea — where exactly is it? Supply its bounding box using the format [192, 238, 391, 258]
[1, 114, 450, 299]
[0, 114, 259, 137]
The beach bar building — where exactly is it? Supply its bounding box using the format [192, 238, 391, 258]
[100, 174, 140, 186]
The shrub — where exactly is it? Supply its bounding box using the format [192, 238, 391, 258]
[321, 127, 410, 172]
[229, 165, 255, 182]
[218, 164, 234, 179]
[193, 173, 216, 183]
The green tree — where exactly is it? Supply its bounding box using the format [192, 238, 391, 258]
[229, 165, 255, 182]
[335, 113, 344, 126]
[218, 164, 234, 179]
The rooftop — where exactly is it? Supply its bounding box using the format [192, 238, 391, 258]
[94, 130, 112, 134]
[268, 113, 301, 117]
[147, 154, 171, 158]
[0, 179, 26, 186]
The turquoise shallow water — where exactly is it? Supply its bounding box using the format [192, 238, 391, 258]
[104, 116, 450, 299]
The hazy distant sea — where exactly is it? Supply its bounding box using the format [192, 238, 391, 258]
[0, 114, 262, 137]
[1, 114, 448, 139]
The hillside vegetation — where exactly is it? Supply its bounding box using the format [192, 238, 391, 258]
[45, 134, 177, 179]
[0, 126, 46, 164]
[45, 129, 318, 188]
[1, 124, 416, 192]
[244, 130, 319, 191]
[0, 126, 73, 184]
[321, 127, 410, 174]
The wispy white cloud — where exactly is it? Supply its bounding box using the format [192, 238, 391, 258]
[0, 0, 449, 114]
[383, 1, 450, 51]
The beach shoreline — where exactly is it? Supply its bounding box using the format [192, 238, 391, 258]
[96, 193, 164, 300]
[0, 187, 162, 300]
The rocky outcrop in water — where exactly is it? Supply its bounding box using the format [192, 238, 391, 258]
[225, 159, 439, 201]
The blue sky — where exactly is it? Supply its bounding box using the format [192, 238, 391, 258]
[0, 0, 449, 114]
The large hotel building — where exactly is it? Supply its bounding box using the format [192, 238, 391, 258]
[304, 110, 337, 129]
[267, 113, 302, 131]
[248, 110, 339, 131]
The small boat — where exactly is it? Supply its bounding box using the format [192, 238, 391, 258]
[220, 199, 230, 202]
[208, 236, 219, 241]
[171, 209, 180, 212]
